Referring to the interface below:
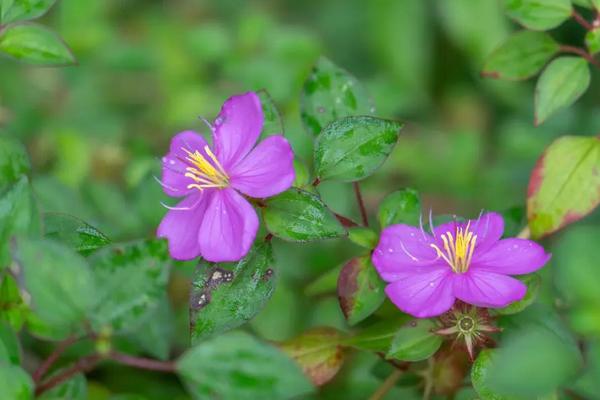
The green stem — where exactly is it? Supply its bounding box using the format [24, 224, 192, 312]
[368, 368, 403, 400]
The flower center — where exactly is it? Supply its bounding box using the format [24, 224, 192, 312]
[430, 222, 477, 273]
[182, 146, 229, 191]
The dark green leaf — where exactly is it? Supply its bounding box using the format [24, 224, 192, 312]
[343, 318, 409, 353]
[263, 188, 346, 242]
[482, 31, 559, 81]
[38, 372, 86, 400]
[14, 238, 94, 336]
[377, 188, 421, 228]
[177, 331, 314, 400]
[0, 137, 30, 192]
[0, 23, 76, 65]
[190, 241, 276, 344]
[534, 57, 590, 125]
[43, 213, 110, 255]
[495, 274, 541, 315]
[472, 349, 517, 400]
[386, 319, 442, 362]
[0, 0, 56, 24]
[279, 327, 346, 386]
[88, 239, 170, 332]
[127, 296, 174, 361]
[0, 322, 21, 365]
[0, 275, 28, 331]
[301, 56, 374, 136]
[337, 256, 385, 325]
[314, 116, 402, 182]
[504, 0, 572, 30]
[0, 363, 33, 399]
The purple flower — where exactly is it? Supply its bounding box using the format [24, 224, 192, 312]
[157, 92, 295, 262]
[372, 212, 551, 318]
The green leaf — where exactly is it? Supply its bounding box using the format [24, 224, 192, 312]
[0, 0, 56, 24]
[190, 242, 276, 344]
[292, 158, 310, 188]
[0, 137, 30, 193]
[301, 56, 374, 136]
[504, 0, 572, 30]
[314, 116, 402, 182]
[43, 213, 111, 256]
[386, 319, 442, 362]
[343, 318, 409, 353]
[472, 349, 519, 400]
[0, 363, 34, 400]
[177, 331, 314, 400]
[482, 31, 559, 81]
[279, 327, 346, 386]
[126, 296, 174, 361]
[337, 256, 385, 325]
[263, 188, 346, 242]
[0, 275, 28, 331]
[304, 264, 343, 297]
[377, 188, 421, 228]
[257, 89, 284, 137]
[485, 326, 582, 398]
[495, 274, 541, 315]
[0, 322, 21, 365]
[347, 226, 378, 249]
[88, 239, 170, 332]
[527, 135, 600, 238]
[534, 57, 590, 125]
[38, 372, 86, 400]
[14, 238, 94, 336]
[585, 28, 600, 55]
[0, 23, 76, 65]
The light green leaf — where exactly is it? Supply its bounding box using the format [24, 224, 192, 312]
[304, 264, 343, 297]
[43, 213, 110, 256]
[88, 239, 170, 332]
[14, 238, 94, 336]
[0, 322, 21, 365]
[472, 349, 520, 400]
[347, 226, 378, 249]
[527, 135, 600, 238]
[342, 318, 409, 353]
[0, 0, 56, 24]
[0, 275, 28, 331]
[263, 188, 346, 242]
[126, 296, 174, 361]
[337, 256, 385, 325]
[534, 57, 590, 125]
[0, 363, 33, 400]
[279, 327, 346, 386]
[504, 0, 572, 30]
[0, 137, 30, 193]
[386, 319, 442, 362]
[190, 242, 276, 344]
[495, 274, 541, 315]
[377, 188, 421, 228]
[482, 31, 559, 80]
[585, 28, 600, 55]
[314, 116, 402, 182]
[0, 23, 75, 65]
[301, 57, 374, 136]
[177, 331, 314, 400]
[257, 89, 284, 137]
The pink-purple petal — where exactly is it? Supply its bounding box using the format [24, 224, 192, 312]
[472, 238, 551, 275]
[453, 270, 527, 308]
[198, 188, 259, 262]
[213, 92, 264, 169]
[372, 225, 439, 281]
[157, 192, 210, 260]
[161, 130, 209, 197]
[384, 266, 455, 318]
[229, 135, 295, 198]
[433, 212, 504, 253]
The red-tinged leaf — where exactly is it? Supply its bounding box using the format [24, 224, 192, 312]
[337, 256, 385, 325]
[279, 327, 346, 386]
[527, 135, 600, 238]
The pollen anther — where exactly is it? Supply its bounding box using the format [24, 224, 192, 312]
[430, 222, 477, 273]
[181, 146, 229, 191]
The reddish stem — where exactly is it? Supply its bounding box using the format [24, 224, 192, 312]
[35, 354, 102, 396]
[312, 177, 321, 187]
[334, 212, 359, 228]
[353, 182, 369, 226]
[110, 351, 176, 372]
[560, 45, 600, 69]
[572, 10, 594, 31]
[32, 335, 80, 383]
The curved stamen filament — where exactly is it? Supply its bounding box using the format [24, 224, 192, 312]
[182, 146, 229, 190]
[430, 222, 477, 273]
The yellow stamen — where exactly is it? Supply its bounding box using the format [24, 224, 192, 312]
[430, 221, 478, 273]
[181, 146, 229, 191]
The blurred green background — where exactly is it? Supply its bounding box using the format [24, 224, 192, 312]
[2, 0, 600, 398]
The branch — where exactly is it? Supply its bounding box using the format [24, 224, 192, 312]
[560, 45, 600, 69]
[32, 335, 80, 383]
[109, 351, 177, 372]
[572, 10, 594, 31]
[353, 182, 369, 226]
[368, 368, 404, 400]
[35, 354, 102, 396]
[334, 212, 359, 227]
